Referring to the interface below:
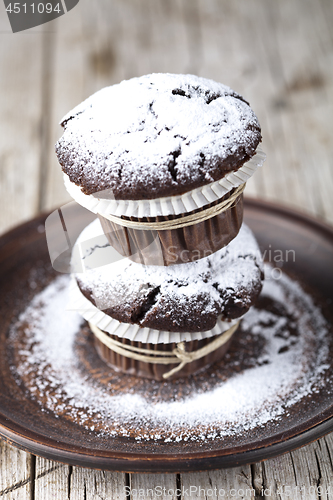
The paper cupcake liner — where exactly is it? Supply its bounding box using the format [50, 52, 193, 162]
[98, 190, 243, 266]
[63, 147, 265, 218]
[68, 277, 242, 344]
[93, 329, 235, 380]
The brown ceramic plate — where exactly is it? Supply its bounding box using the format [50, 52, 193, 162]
[0, 199, 333, 472]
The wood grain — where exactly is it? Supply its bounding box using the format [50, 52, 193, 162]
[34, 457, 70, 500]
[180, 467, 256, 499]
[69, 468, 127, 500]
[0, 14, 43, 235]
[0, 440, 32, 500]
[1, 0, 333, 497]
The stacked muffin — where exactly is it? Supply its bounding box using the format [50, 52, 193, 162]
[56, 73, 265, 380]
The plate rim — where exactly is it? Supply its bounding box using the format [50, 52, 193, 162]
[1, 414, 333, 472]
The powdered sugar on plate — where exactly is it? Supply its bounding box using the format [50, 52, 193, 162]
[8, 265, 330, 443]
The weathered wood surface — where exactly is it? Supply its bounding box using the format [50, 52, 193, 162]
[1, 0, 333, 498]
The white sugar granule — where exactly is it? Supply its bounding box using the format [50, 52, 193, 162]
[9, 266, 330, 442]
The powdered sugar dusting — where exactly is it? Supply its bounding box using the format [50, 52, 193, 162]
[56, 73, 261, 199]
[9, 266, 330, 442]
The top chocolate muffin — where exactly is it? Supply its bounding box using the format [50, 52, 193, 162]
[56, 73, 261, 201]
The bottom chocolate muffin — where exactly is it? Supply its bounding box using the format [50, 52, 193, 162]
[91, 322, 238, 380]
[70, 218, 263, 380]
[69, 277, 242, 380]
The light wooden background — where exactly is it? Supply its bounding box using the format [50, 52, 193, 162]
[1, 0, 333, 498]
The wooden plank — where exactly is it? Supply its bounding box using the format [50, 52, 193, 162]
[251, 438, 333, 500]
[0, 13, 44, 235]
[270, 0, 333, 223]
[34, 456, 71, 499]
[315, 435, 333, 497]
[181, 467, 256, 499]
[242, 0, 333, 223]
[129, 473, 178, 499]
[69, 467, 127, 500]
[43, 8, 85, 213]
[0, 440, 32, 500]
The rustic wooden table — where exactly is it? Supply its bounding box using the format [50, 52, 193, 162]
[1, 0, 333, 498]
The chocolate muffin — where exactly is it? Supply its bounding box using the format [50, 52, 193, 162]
[57, 74, 265, 265]
[73, 219, 264, 333]
[57, 74, 262, 199]
[69, 218, 264, 380]
[58, 74, 265, 380]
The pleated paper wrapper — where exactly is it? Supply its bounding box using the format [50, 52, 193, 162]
[64, 147, 266, 218]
